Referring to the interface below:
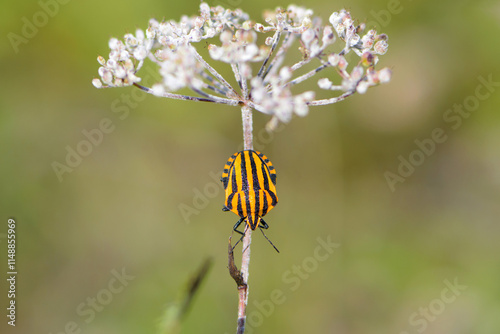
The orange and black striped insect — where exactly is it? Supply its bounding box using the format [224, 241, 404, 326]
[221, 150, 279, 252]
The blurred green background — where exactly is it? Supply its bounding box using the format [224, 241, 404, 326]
[1, 0, 499, 333]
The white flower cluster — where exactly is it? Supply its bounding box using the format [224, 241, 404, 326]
[153, 46, 205, 93]
[315, 10, 391, 94]
[255, 6, 313, 33]
[209, 29, 267, 63]
[92, 30, 154, 89]
[93, 3, 391, 124]
[251, 67, 315, 122]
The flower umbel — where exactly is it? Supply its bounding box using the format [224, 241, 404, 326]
[93, 3, 391, 126]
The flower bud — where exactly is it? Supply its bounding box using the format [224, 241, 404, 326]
[378, 67, 392, 83]
[92, 78, 103, 88]
[318, 78, 332, 89]
[356, 81, 369, 94]
[322, 25, 335, 45]
[200, 2, 210, 15]
[279, 66, 292, 81]
[97, 55, 106, 66]
[220, 30, 233, 44]
[374, 40, 388, 55]
[337, 55, 348, 70]
[134, 46, 148, 60]
[360, 51, 375, 66]
[328, 53, 340, 66]
[301, 28, 316, 45]
[351, 66, 363, 81]
[108, 38, 120, 50]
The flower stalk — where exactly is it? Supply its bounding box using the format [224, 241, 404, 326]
[238, 104, 253, 333]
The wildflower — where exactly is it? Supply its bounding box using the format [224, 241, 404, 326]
[93, 3, 391, 127]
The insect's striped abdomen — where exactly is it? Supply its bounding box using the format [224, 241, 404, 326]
[221, 150, 278, 230]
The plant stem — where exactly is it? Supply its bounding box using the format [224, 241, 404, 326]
[235, 105, 254, 334]
[241, 105, 253, 151]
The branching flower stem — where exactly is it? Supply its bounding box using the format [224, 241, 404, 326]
[262, 32, 295, 80]
[307, 89, 355, 106]
[258, 31, 282, 78]
[133, 83, 241, 106]
[285, 63, 329, 87]
[190, 45, 238, 97]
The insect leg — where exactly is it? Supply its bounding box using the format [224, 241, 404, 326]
[232, 220, 248, 251]
[259, 217, 269, 229]
[233, 217, 246, 235]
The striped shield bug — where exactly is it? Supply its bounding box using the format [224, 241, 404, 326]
[221, 150, 279, 252]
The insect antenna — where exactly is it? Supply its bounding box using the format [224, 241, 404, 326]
[259, 228, 280, 253]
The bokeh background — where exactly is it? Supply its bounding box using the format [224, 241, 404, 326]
[1, 0, 499, 333]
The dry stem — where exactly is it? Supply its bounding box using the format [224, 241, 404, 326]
[232, 104, 254, 334]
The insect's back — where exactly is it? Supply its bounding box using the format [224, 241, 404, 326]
[221, 150, 278, 228]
